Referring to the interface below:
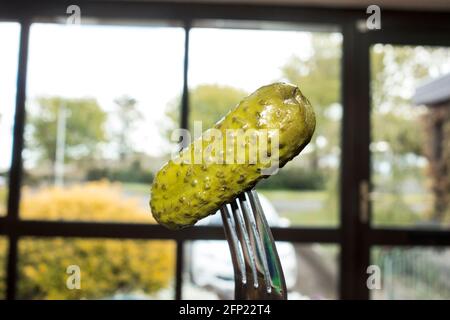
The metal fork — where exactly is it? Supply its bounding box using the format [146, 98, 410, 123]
[220, 189, 287, 300]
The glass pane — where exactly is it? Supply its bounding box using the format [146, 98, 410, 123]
[371, 246, 450, 299]
[188, 23, 342, 227]
[22, 23, 184, 222]
[0, 22, 20, 216]
[370, 44, 450, 228]
[183, 240, 339, 300]
[18, 237, 176, 299]
[0, 238, 7, 299]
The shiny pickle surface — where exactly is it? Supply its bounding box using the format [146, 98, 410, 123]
[150, 82, 316, 229]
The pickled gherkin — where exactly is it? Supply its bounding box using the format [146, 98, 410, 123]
[150, 82, 316, 229]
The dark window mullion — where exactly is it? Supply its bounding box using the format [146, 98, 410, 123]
[0, 219, 340, 242]
[340, 21, 372, 300]
[6, 18, 31, 301]
[180, 20, 190, 133]
[364, 28, 450, 300]
[7, 20, 30, 222]
[340, 22, 358, 300]
[369, 229, 450, 246]
[175, 240, 184, 300]
[174, 21, 191, 300]
[356, 29, 371, 301]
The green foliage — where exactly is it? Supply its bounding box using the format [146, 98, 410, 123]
[86, 160, 154, 184]
[165, 84, 247, 139]
[371, 46, 429, 157]
[370, 45, 450, 223]
[280, 33, 341, 169]
[281, 34, 341, 111]
[114, 95, 142, 160]
[188, 84, 248, 132]
[258, 166, 325, 190]
[29, 97, 107, 165]
[370, 45, 450, 157]
[372, 111, 424, 155]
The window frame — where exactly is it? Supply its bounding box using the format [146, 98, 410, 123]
[0, 1, 449, 300]
[357, 27, 450, 299]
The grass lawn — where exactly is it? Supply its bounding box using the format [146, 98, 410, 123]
[258, 189, 338, 227]
[122, 182, 151, 195]
[372, 192, 434, 226]
[280, 209, 338, 227]
[257, 189, 326, 202]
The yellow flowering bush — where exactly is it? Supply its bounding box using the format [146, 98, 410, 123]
[16, 181, 175, 299]
[1, 185, 8, 298]
[20, 180, 152, 222]
[0, 186, 6, 216]
[0, 238, 6, 299]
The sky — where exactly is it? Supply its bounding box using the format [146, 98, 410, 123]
[0, 22, 317, 170]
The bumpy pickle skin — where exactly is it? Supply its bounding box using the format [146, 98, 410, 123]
[150, 82, 316, 229]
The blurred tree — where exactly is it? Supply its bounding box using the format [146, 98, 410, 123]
[371, 46, 426, 156]
[114, 95, 142, 161]
[280, 33, 341, 170]
[29, 97, 107, 175]
[278, 33, 342, 219]
[188, 84, 248, 132]
[370, 45, 450, 222]
[371, 45, 450, 156]
[165, 84, 247, 140]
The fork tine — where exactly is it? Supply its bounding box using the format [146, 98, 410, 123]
[238, 193, 272, 293]
[220, 204, 246, 285]
[247, 189, 287, 298]
[230, 200, 259, 289]
[220, 190, 287, 299]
